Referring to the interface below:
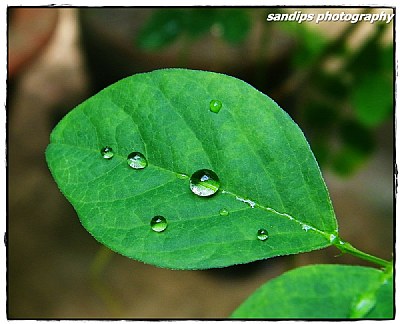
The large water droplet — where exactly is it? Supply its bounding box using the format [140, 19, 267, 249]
[150, 216, 168, 233]
[101, 146, 114, 159]
[209, 99, 222, 113]
[127, 152, 148, 169]
[219, 208, 229, 216]
[189, 169, 220, 197]
[257, 229, 269, 241]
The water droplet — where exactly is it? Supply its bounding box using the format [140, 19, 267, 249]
[209, 99, 222, 113]
[176, 173, 189, 180]
[219, 208, 229, 216]
[189, 169, 220, 197]
[350, 292, 376, 318]
[257, 229, 269, 241]
[127, 152, 148, 169]
[101, 146, 114, 159]
[329, 234, 337, 243]
[150, 216, 168, 233]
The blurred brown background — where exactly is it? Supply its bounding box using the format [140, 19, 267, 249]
[7, 7, 393, 318]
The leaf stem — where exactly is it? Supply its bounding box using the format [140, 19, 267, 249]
[334, 239, 391, 268]
[90, 245, 123, 316]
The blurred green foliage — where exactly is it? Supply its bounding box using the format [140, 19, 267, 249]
[135, 8, 393, 177]
[136, 8, 251, 51]
[287, 19, 393, 176]
[280, 21, 329, 67]
[136, 10, 183, 50]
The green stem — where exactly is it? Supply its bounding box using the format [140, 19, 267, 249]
[90, 245, 123, 316]
[334, 239, 391, 268]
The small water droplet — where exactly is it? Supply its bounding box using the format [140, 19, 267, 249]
[101, 146, 114, 159]
[150, 216, 168, 233]
[329, 234, 337, 243]
[257, 229, 269, 241]
[127, 152, 148, 169]
[219, 208, 229, 216]
[176, 173, 189, 180]
[189, 169, 220, 197]
[209, 99, 222, 113]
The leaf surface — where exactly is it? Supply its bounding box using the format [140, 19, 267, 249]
[231, 264, 393, 319]
[46, 69, 338, 269]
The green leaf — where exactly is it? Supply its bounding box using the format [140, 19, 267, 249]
[136, 10, 183, 51]
[351, 73, 393, 127]
[331, 119, 375, 176]
[46, 69, 338, 269]
[346, 24, 386, 77]
[281, 23, 327, 67]
[183, 9, 217, 39]
[231, 264, 393, 319]
[331, 148, 368, 177]
[381, 44, 394, 72]
[217, 9, 251, 44]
